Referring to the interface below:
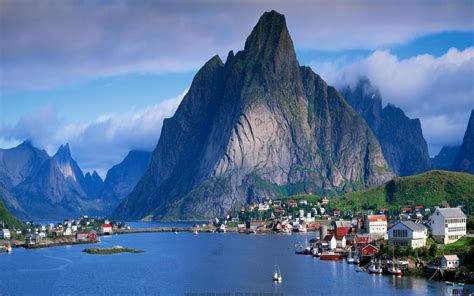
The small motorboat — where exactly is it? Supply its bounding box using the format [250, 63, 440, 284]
[295, 245, 311, 255]
[193, 230, 198, 235]
[272, 265, 283, 282]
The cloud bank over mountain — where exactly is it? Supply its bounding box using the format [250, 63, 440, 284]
[314, 47, 474, 155]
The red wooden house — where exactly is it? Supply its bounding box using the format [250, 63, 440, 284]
[357, 243, 379, 257]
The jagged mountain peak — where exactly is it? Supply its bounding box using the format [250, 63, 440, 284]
[242, 10, 299, 78]
[52, 143, 84, 183]
[54, 143, 71, 158]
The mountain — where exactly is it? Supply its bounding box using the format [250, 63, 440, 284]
[12, 144, 89, 219]
[340, 77, 431, 176]
[0, 140, 49, 189]
[0, 180, 28, 219]
[114, 11, 394, 221]
[331, 170, 474, 213]
[99, 150, 151, 202]
[83, 171, 104, 198]
[453, 110, 474, 174]
[0, 199, 23, 229]
[432, 146, 461, 170]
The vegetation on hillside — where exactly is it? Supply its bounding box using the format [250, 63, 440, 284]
[0, 200, 23, 229]
[329, 170, 474, 214]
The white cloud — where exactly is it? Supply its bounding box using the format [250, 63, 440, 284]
[0, 90, 186, 176]
[1, 0, 472, 90]
[313, 47, 474, 155]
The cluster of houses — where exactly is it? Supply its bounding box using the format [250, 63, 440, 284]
[0, 217, 117, 247]
[216, 197, 468, 270]
[319, 207, 467, 250]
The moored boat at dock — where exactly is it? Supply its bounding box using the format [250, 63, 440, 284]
[320, 251, 341, 261]
[368, 261, 383, 274]
[387, 260, 403, 276]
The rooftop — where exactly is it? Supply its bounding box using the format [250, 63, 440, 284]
[397, 221, 427, 232]
[435, 207, 466, 218]
[367, 215, 387, 222]
[443, 255, 459, 261]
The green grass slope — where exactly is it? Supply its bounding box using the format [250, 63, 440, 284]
[0, 200, 23, 229]
[331, 170, 474, 213]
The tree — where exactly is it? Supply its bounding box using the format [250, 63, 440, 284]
[413, 248, 419, 258]
[429, 244, 438, 257]
[394, 245, 401, 258]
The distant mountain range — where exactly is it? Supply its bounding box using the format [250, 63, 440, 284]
[0, 141, 151, 219]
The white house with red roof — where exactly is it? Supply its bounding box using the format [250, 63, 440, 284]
[101, 221, 113, 235]
[365, 215, 387, 238]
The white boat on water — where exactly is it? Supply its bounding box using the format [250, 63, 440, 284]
[193, 230, 198, 235]
[368, 261, 383, 274]
[347, 253, 358, 264]
[388, 260, 402, 276]
[272, 265, 283, 282]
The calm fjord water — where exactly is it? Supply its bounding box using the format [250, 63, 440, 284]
[0, 222, 456, 295]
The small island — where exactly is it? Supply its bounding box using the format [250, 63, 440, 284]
[82, 246, 144, 255]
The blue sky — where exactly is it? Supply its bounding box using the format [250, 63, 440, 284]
[1, 0, 473, 176]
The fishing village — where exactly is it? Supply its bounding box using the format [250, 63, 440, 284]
[0, 195, 473, 293]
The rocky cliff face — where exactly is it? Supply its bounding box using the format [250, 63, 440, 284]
[340, 78, 431, 176]
[98, 150, 151, 202]
[453, 110, 474, 174]
[114, 10, 394, 221]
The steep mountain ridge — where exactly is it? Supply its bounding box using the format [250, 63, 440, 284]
[340, 77, 432, 176]
[114, 10, 394, 221]
[453, 110, 474, 174]
[98, 150, 151, 202]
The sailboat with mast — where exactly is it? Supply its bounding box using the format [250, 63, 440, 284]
[272, 265, 283, 282]
[295, 234, 311, 255]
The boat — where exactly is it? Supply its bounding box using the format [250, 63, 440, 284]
[368, 261, 383, 274]
[319, 251, 341, 261]
[387, 261, 403, 276]
[347, 253, 358, 264]
[311, 248, 321, 257]
[272, 265, 283, 282]
[295, 235, 311, 255]
[193, 230, 198, 235]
